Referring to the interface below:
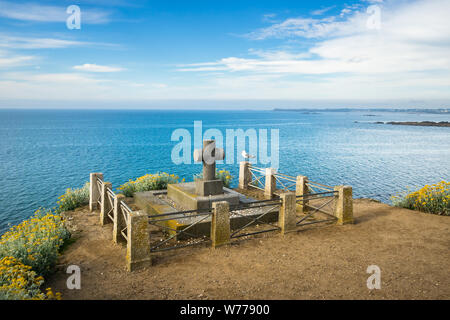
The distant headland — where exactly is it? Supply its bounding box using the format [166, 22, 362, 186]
[353, 121, 450, 127]
[274, 108, 450, 114]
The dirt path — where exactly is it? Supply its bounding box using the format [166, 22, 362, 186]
[46, 198, 450, 300]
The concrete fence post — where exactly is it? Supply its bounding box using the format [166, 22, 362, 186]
[113, 194, 126, 244]
[100, 182, 112, 226]
[279, 193, 297, 234]
[296, 176, 309, 214]
[126, 210, 151, 272]
[264, 168, 276, 199]
[89, 172, 103, 212]
[238, 161, 251, 189]
[211, 201, 230, 248]
[334, 186, 354, 225]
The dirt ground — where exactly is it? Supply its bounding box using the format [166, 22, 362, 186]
[46, 195, 450, 300]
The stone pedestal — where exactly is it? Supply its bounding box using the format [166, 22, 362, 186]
[195, 179, 224, 196]
[168, 182, 239, 210]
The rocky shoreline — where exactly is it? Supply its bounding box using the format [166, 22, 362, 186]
[385, 121, 450, 127]
[355, 121, 450, 127]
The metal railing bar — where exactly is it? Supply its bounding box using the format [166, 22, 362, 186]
[230, 205, 280, 238]
[248, 165, 266, 172]
[231, 227, 280, 239]
[307, 181, 334, 189]
[307, 184, 334, 192]
[274, 172, 296, 179]
[149, 224, 202, 239]
[149, 212, 211, 223]
[150, 238, 210, 253]
[120, 230, 128, 242]
[148, 208, 212, 219]
[296, 197, 334, 226]
[150, 214, 211, 251]
[297, 218, 336, 227]
[230, 208, 280, 231]
[296, 191, 337, 198]
[120, 201, 132, 213]
[304, 204, 337, 220]
[249, 184, 264, 191]
[106, 188, 116, 198]
[230, 201, 281, 212]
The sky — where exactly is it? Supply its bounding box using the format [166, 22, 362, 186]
[0, 0, 449, 109]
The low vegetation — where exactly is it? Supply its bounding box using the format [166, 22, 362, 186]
[118, 172, 182, 197]
[194, 169, 233, 188]
[54, 182, 90, 214]
[0, 256, 60, 300]
[0, 208, 70, 300]
[392, 181, 450, 216]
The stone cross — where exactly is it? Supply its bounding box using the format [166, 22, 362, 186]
[193, 139, 225, 181]
[193, 139, 225, 196]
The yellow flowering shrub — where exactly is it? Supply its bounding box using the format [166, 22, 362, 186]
[55, 182, 89, 214]
[392, 181, 450, 216]
[0, 256, 60, 300]
[194, 169, 233, 188]
[118, 172, 181, 197]
[0, 208, 70, 276]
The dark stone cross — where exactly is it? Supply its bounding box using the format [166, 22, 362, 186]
[193, 139, 225, 196]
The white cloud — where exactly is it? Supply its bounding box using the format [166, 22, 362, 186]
[311, 6, 336, 16]
[0, 34, 92, 49]
[0, 1, 111, 24]
[176, 0, 450, 101]
[0, 50, 34, 67]
[73, 64, 125, 72]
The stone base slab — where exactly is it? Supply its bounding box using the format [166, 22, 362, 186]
[195, 179, 223, 196]
[167, 182, 239, 210]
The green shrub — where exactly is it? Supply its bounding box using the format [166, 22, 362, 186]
[118, 172, 182, 197]
[194, 169, 233, 188]
[55, 182, 89, 214]
[392, 181, 450, 216]
[0, 208, 70, 276]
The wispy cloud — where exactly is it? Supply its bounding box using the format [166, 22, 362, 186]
[0, 35, 89, 49]
[0, 34, 118, 50]
[176, 0, 450, 101]
[73, 64, 125, 72]
[0, 50, 34, 67]
[311, 6, 336, 16]
[0, 1, 112, 24]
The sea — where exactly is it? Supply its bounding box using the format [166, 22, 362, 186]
[0, 109, 449, 234]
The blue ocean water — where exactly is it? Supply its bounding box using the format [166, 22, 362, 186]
[0, 109, 449, 234]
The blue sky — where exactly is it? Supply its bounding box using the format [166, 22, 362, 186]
[0, 0, 449, 108]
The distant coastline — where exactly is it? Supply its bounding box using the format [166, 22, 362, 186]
[274, 108, 450, 114]
[385, 121, 450, 127]
[354, 121, 450, 127]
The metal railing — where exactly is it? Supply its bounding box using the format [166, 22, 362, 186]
[295, 191, 338, 227]
[248, 165, 266, 191]
[105, 188, 116, 223]
[273, 172, 297, 193]
[119, 201, 132, 242]
[229, 199, 282, 239]
[96, 177, 103, 207]
[148, 208, 213, 252]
